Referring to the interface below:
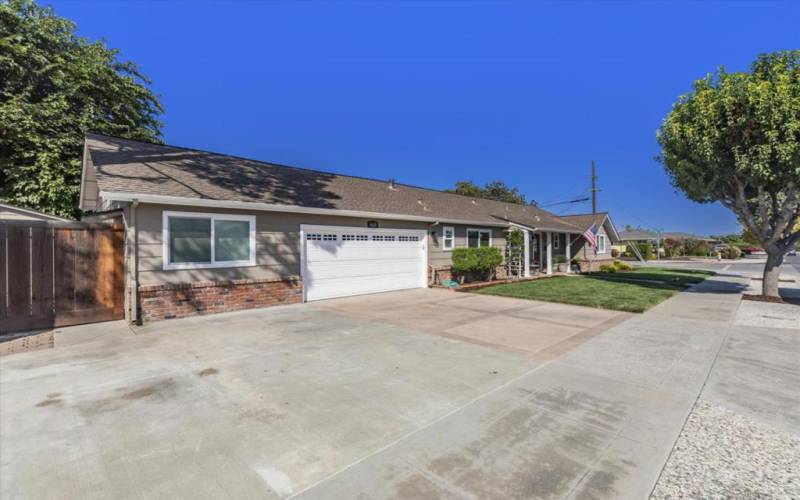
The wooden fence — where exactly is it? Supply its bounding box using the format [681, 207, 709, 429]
[0, 221, 124, 334]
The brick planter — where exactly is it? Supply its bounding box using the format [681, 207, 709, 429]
[430, 265, 507, 285]
[138, 276, 302, 322]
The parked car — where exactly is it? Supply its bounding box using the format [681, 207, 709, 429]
[788, 249, 798, 256]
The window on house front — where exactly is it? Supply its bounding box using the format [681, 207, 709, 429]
[597, 234, 607, 253]
[467, 228, 491, 248]
[164, 212, 255, 270]
[442, 226, 455, 250]
[553, 234, 560, 249]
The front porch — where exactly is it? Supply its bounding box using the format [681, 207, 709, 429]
[513, 227, 585, 278]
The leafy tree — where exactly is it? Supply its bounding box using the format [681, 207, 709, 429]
[446, 180, 527, 205]
[657, 51, 800, 297]
[0, 0, 163, 217]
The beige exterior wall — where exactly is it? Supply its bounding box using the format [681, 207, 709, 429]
[133, 203, 506, 286]
[569, 224, 613, 261]
[428, 224, 507, 269]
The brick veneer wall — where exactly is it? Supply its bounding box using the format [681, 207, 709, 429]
[138, 276, 302, 322]
[429, 265, 507, 284]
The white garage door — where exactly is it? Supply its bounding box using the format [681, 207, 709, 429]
[301, 225, 428, 301]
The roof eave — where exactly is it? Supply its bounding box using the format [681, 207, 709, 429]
[98, 191, 513, 228]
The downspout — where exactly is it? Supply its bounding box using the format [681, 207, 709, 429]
[130, 200, 140, 325]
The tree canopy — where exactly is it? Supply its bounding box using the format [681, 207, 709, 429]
[446, 180, 528, 205]
[657, 50, 800, 296]
[0, 0, 163, 217]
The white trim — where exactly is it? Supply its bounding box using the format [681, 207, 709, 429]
[162, 210, 256, 270]
[508, 220, 582, 234]
[596, 234, 607, 254]
[565, 234, 571, 274]
[466, 228, 492, 248]
[441, 226, 455, 251]
[101, 191, 511, 228]
[546, 231, 553, 275]
[523, 229, 530, 278]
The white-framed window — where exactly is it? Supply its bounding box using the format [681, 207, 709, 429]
[162, 211, 256, 270]
[467, 228, 492, 248]
[596, 234, 607, 253]
[442, 226, 455, 250]
[553, 234, 560, 249]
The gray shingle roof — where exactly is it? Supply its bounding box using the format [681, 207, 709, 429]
[85, 133, 582, 232]
[560, 213, 608, 231]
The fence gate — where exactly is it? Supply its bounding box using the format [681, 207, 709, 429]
[0, 221, 124, 334]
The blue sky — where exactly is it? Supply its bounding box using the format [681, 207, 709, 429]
[50, 1, 800, 235]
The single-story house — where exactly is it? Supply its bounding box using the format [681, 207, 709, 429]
[79, 133, 621, 323]
[0, 203, 72, 222]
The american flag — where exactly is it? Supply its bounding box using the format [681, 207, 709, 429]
[583, 223, 598, 248]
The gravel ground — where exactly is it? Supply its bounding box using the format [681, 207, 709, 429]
[651, 400, 800, 499]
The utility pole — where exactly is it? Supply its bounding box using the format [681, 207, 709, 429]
[592, 160, 597, 214]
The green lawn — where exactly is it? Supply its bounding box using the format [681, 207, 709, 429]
[474, 267, 714, 313]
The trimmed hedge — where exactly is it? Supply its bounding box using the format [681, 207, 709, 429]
[452, 247, 503, 281]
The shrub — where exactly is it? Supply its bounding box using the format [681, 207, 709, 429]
[684, 238, 711, 256]
[613, 260, 633, 271]
[451, 247, 503, 281]
[663, 238, 684, 258]
[598, 264, 617, 273]
[553, 255, 567, 264]
[720, 246, 742, 259]
[635, 242, 654, 260]
[611, 248, 620, 258]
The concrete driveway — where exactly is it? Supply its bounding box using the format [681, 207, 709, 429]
[1, 281, 784, 499]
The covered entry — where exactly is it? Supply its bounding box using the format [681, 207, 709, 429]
[301, 225, 427, 301]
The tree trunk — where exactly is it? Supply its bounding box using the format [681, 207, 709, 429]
[762, 249, 784, 297]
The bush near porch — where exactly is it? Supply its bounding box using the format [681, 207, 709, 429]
[473, 267, 714, 313]
[451, 247, 504, 282]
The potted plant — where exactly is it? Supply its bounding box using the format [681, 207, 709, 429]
[553, 255, 567, 272]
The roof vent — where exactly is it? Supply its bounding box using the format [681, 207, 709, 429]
[471, 199, 477, 204]
[388, 178, 397, 190]
[417, 198, 424, 205]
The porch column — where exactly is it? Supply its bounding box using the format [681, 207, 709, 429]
[546, 231, 553, 275]
[523, 230, 530, 278]
[565, 233, 571, 274]
[538, 233, 543, 270]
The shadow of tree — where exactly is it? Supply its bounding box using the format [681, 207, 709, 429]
[92, 145, 342, 209]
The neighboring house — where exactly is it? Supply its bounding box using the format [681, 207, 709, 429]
[0, 203, 72, 222]
[619, 229, 715, 244]
[559, 212, 621, 267]
[79, 133, 620, 322]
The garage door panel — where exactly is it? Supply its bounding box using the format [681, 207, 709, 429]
[306, 260, 422, 280]
[305, 245, 421, 261]
[302, 225, 426, 301]
[305, 274, 424, 301]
